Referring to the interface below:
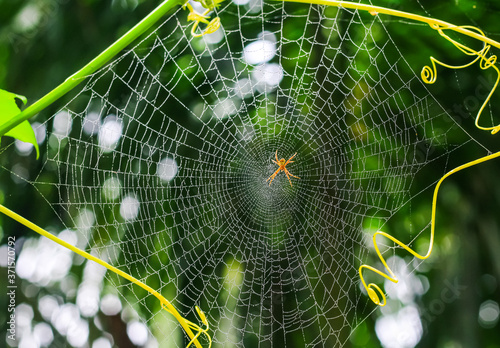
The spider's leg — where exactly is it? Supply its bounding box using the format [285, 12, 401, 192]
[268, 172, 279, 186]
[275, 149, 279, 163]
[284, 169, 293, 187]
[268, 175, 276, 186]
[272, 160, 280, 165]
[285, 152, 297, 165]
[266, 168, 281, 185]
[266, 172, 275, 182]
[286, 169, 300, 179]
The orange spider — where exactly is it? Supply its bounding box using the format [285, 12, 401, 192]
[266, 150, 300, 187]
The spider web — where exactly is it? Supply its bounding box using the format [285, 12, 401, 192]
[10, 1, 498, 347]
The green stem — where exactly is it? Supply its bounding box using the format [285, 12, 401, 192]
[0, 0, 183, 137]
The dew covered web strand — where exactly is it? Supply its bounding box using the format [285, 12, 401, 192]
[24, 1, 494, 347]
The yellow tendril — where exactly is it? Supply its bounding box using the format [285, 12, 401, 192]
[283, 0, 500, 308]
[0, 203, 211, 348]
[280, 0, 500, 133]
[183, 2, 222, 38]
[421, 24, 500, 135]
[185, 306, 212, 348]
[359, 150, 500, 306]
[361, 22, 500, 306]
[187, 8, 211, 24]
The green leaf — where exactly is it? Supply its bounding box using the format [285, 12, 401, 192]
[0, 89, 39, 159]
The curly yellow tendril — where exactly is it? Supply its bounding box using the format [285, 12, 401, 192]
[0, 203, 211, 348]
[183, 1, 222, 38]
[185, 306, 212, 348]
[359, 150, 500, 306]
[280, 0, 500, 307]
[421, 24, 500, 134]
[281, 0, 500, 133]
